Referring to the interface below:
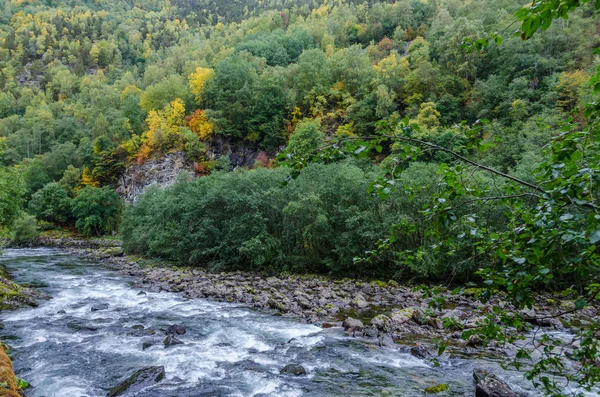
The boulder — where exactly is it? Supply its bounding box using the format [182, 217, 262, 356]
[473, 368, 517, 397]
[279, 364, 307, 376]
[163, 335, 184, 348]
[342, 317, 364, 336]
[165, 324, 186, 336]
[390, 308, 415, 326]
[410, 344, 430, 359]
[91, 303, 109, 312]
[141, 337, 161, 350]
[370, 314, 391, 332]
[107, 366, 165, 397]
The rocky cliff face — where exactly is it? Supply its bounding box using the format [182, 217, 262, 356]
[116, 139, 271, 203]
[116, 152, 192, 203]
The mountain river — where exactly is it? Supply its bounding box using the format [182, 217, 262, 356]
[0, 248, 554, 396]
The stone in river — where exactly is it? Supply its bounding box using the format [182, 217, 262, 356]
[163, 335, 184, 348]
[165, 323, 186, 335]
[91, 303, 109, 312]
[280, 364, 307, 376]
[473, 368, 517, 397]
[107, 366, 165, 396]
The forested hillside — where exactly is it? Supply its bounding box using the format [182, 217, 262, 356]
[0, 0, 596, 241]
[1, 0, 600, 394]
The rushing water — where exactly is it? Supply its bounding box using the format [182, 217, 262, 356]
[0, 248, 540, 397]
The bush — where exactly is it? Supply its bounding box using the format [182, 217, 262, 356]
[72, 186, 122, 236]
[28, 182, 72, 224]
[123, 161, 392, 276]
[122, 160, 510, 280]
[10, 214, 39, 246]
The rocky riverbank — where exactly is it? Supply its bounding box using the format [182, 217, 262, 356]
[41, 237, 598, 365]
[0, 256, 37, 396]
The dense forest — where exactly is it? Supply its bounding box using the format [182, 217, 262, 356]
[0, 0, 600, 394]
[0, 0, 596, 276]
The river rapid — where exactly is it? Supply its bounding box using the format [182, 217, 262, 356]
[0, 248, 540, 396]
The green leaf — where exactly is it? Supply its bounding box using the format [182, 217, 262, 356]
[590, 230, 600, 244]
[575, 298, 586, 310]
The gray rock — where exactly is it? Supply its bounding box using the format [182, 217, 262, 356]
[473, 368, 517, 397]
[107, 366, 165, 396]
[163, 335, 184, 348]
[410, 344, 430, 359]
[91, 303, 109, 312]
[342, 317, 364, 336]
[370, 314, 391, 331]
[280, 364, 307, 376]
[165, 324, 186, 336]
[141, 337, 161, 350]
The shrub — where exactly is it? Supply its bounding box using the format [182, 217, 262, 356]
[72, 186, 122, 236]
[28, 182, 72, 224]
[10, 214, 39, 246]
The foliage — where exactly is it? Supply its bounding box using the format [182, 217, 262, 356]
[71, 187, 121, 237]
[10, 214, 39, 246]
[0, 167, 24, 234]
[124, 161, 398, 276]
[28, 182, 72, 225]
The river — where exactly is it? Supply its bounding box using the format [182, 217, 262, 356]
[0, 248, 541, 396]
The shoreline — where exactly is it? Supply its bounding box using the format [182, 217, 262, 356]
[32, 237, 598, 362]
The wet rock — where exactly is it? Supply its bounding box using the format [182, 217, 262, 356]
[56, 310, 66, 315]
[410, 344, 430, 359]
[107, 366, 165, 396]
[473, 368, 517, 397]
[127, 327, 156, 337]
[165, 324, 186, 336]
[91, 303, 109, 312]
[141, 337, 161, 350]
[67, 320, 99, 332]
[321, 322, 340, 329]
[279, 364, 307, 376]
[163, 335, 184, 348]
[235, 359, 267, 373]
[137, 291, 147, 296]
[425, 383, 449, 394]
[342, 317, 364, 337]
[378, 333, 395, 348]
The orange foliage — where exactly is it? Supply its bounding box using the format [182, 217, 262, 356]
[186, 109, 213, 140]
[137, 143, 151, 164]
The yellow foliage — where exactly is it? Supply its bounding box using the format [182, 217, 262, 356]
[81, 167, 99, 188]
[557, 70, 588, 113]
[335, 122, 356, 138]
[188, 67, 214, 103]
[313, 4, 329, 17]
[139, 98, 187, 156]
[186, 109, 213, 140]
[120, 84, 142, 101]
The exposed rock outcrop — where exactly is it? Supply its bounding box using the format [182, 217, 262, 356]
[116, 152, 192, 203]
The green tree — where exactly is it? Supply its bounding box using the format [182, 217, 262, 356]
[72, 186, 121, 236]
[28, 182, 72, 224]
[0, 167, 24, 234]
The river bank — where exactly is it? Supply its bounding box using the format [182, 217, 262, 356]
[0, 258, 38, 396]
[34, 237, 598, 364]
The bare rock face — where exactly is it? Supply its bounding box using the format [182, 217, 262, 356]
[116, 152, 192, 203]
